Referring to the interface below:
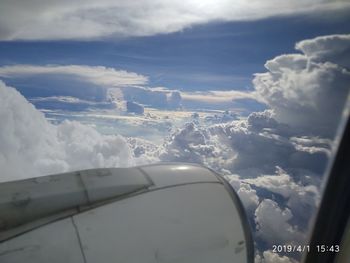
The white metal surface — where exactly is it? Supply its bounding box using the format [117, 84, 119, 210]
[0, 168, 151, 231]
[0, 164, 252, 263]
[141, 163, 219, 188]
[0, 218, 85, 263]
[73, 183, 247, 263]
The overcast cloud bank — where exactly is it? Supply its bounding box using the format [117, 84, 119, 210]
[0, 0, 349, 40]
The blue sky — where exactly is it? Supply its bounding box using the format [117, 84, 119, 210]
[1, 12, 349, 95]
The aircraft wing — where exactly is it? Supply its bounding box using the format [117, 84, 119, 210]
[0, 163, 253, 263]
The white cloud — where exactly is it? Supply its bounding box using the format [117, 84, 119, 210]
[0, 80, 136, 182]
[0, 0, 348, 40]
[181, 90, 258, 104]
[237, 182, 259, 211]
[0, 65, 148, 87]
[289, 136, 332, 155]
[254, 199, 305, 246]
[244, 167, 319, 201]
[160, 109, 330, 177]
[254, 34, 350, 137]
[245, 167, 321, 227]
[160, 122, 217, 164]
[295, 34, 350, 67]
[256, 250, 298, 263]
[224, 173, 260, 211]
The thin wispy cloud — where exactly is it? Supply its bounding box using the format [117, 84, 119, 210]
[0, 65, 148, 87]
[181, 90, 259, 104]
[0, 0, 348, 41]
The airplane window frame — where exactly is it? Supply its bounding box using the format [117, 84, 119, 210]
[303, 103, 350, 263]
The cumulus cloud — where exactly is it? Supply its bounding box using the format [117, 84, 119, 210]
[247, 167, 320, 228]
[0, 65, 148, 87]
[160, 122, 217, 164]
[232, 180, 259, 212]
[245, 167, 319, 202]
[255, 199, 305, 246]
[255, 250, 298, 263]
[227, 168, 319, 262]
[296, 34, 350, 68]
[254, 34, 350, 137]
[161, 112, 330, 179]
[0, 0, 348, 41]
[0, 80, 136, 182]
[160, 114, 324, 222]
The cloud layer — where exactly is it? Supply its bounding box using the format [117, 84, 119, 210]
[0, 65, 148, 87]
[0, 0, 349, 40]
